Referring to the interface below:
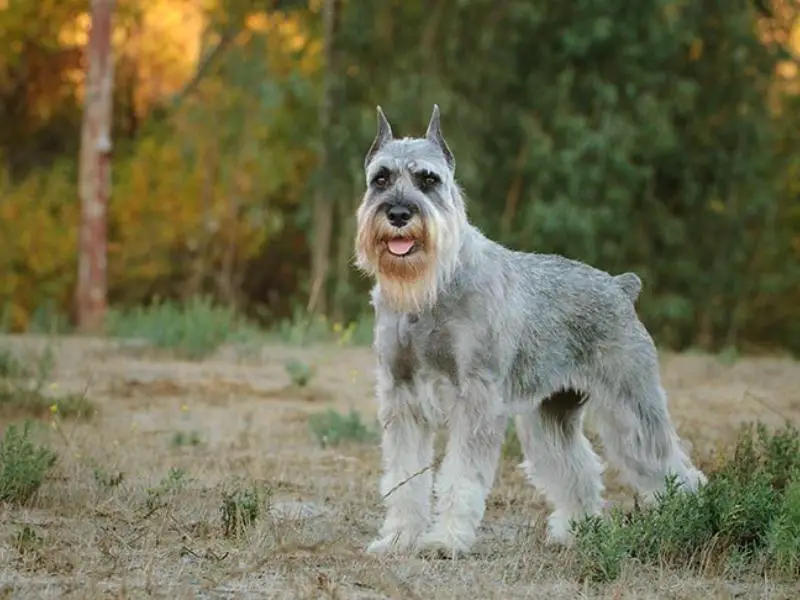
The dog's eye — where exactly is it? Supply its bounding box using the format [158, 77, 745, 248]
[372, 174, 389, 189]
[420, 173, 440, 189]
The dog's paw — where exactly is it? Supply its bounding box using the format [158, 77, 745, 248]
[416, 530, 473, 559]
[544, 511, 576, 548]
[365, 531, 418, 556]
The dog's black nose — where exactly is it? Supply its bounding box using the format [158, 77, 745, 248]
[386, 204, 412, 228]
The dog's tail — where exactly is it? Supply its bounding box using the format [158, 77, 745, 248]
[612, 272, 642, 303]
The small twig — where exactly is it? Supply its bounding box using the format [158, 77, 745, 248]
[744, 388, 794, 423]
[136, 502, 166, 522]
[169, 25, 240, 110]
[381, 458, 441, 501]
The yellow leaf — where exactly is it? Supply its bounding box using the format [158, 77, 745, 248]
[689, 38, 703, 61]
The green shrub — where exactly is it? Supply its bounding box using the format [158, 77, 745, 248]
[0, 421, 57, 505]
[573, 422, 800, 582]
[502, 419, 524, 461]
[308, 408, 378, 448]
[285, 358, 316, 388]
[220, 483, 263, 538]
[0, 346, 95, 420]
[106, 296, 263, 360]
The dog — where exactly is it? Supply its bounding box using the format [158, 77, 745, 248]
[354, 104, 706, 557]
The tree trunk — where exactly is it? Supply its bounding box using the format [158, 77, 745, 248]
[76, 0, 116, 333]
[306, 0, 337, 315]
[331, 188, 354, 324]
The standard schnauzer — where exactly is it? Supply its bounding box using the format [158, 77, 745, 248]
[354, 104, 707, 557]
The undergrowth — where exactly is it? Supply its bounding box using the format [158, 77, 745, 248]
[573, 422, 800, 582]
[105, 298, 374, 359]
[308, 408, 378, 448]
[270, 307, 373, 347]
[0, 421, 57, 505]
[105, 296, 262, 360]
[0, 347, 95, 420]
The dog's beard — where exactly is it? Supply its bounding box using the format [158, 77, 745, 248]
[355, 209, 439, 313]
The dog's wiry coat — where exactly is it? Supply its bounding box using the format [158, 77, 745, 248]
[355, 105, 707, 557]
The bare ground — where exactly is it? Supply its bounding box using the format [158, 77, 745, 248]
[1, 334, 800, 599]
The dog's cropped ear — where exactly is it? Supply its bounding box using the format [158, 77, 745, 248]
[425, 104, 455, 172]
[365, 106, 394, 169]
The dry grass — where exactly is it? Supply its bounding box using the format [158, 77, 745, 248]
[1, 333, 800, 599]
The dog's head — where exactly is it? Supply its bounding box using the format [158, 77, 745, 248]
[355, 105, 465, 313]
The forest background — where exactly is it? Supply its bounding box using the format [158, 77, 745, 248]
[1, 0, 799, 355]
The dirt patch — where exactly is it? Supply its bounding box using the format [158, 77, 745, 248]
[0, 334, 799, 599]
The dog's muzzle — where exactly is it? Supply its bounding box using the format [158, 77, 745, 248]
[382, 202, 421, 257]
[386, 203, 412, 228]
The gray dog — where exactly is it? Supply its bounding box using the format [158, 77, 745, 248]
[354, 105, 706, 557]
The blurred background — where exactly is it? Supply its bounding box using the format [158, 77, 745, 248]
[0, 0, 799, 355]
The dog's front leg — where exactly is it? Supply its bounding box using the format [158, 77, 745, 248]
[366, 385, 435, 555]
[419, 381, 505, 557]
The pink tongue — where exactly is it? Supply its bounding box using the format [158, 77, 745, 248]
[388, 238, 415, 256]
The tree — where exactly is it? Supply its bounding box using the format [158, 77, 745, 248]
[306, 0, 338, 315]
[76, 0, 116, 333]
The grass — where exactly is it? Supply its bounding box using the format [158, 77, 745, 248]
[105, 298, 375, 360]
[171, 429, 203, 447]
[220, 482, 265, 539]
[284, 358, 316, 388]
[573, 422, 800, 583]
[105, 296, 263, 360]
[0, 420, 58, 505]
[308, 407, 379, 448]
[0, 335, 799, 598]
[0, 346, 96, 420]
[270, 307, 374, 347]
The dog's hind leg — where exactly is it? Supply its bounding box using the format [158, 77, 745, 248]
[591, 351, 707, 502]
[516, 389, 605, 546]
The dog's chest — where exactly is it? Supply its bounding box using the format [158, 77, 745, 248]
[380, 314, 458, 387]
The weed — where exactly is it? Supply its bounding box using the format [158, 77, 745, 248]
[767, 476, 800, 575]
[93, 467, 125, 488]
[502, 420, 524, 461]
[271, 307, 373, 347]
[308, 408, 378, 448]
[0, 348, 26, 378]
[0, 421, 57, 505]
[0, 383, 94, 420]
[11, 525, 44, 556]
[572, 422, 800, 582]
[285, 358, 316, 388]
[105, 296, 263, 360]
[171, 430, 202, 447]
[145, 467, 190, 511]
[220, 483, 264, 538]
[0, 346, 95, 420]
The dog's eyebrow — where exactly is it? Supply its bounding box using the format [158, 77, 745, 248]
[365, 159, 399, 181]
[406, 161, 443, 176]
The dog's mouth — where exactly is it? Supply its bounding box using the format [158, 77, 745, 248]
[386, 237, 417, 257]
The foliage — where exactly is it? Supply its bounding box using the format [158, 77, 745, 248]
[0, 346, 95, 420]
[220, 482, 264, 538]
[105, 295, 263, 360]
[0, 421, 58, 506]
[285, 358, 316, 387]
[502, 420, 524, 462]
[144, 467, 190, 511]
[270, 309, 373, 347]
[171, 430, 203, 447]
[0, 0, 799, 353]
[308, 408, 378, 448]
[572, 422, 800, 582]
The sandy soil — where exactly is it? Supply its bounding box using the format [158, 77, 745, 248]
[1, 334, 799, 599]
